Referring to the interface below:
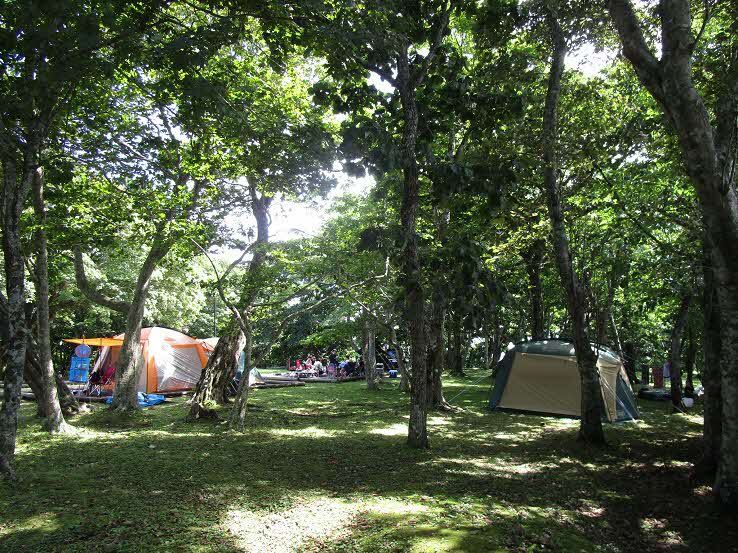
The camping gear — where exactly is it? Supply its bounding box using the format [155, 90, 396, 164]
[105, 392, 166, 408]
[489, 340, 639, 422]
[74, 344, 92, 358]
[389, 369, 398, 378]
[69, 356, 91, 383]
[638, 386, 671, 401]
[74, 327, 209, 394]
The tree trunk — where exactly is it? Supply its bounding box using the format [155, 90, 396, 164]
[640, 356, 649, 385]
[224, 187, 272, 425]
[524, 239, 545, 340]
[684, 326, 696, 396]
[0, 292, 79, 419]
[211, 329, 246, 405]
[397, 45, 428, 449]
[111, 238, 172, 412]
[31, 168, 70, 433]
[0, 155, 36, 479]
[448, 311, 465, 376]
[608, 0, 738, 507]
[188, 328, 246, 420]
[668, 294, 691, 409]
[427, 282, 449, 409]
[491, 306, 503, 366]
[541, 15, 605, 445]
[25, 336, 80, 417]
[697, 241, 722, 480]
[229, 318, 252, 431]
[596, 268, 618, 346]
[715, 259, 738, 507]
[622, 341, 638, 385]
[390, 327, 410, 393]
[72, 176, 201, 412]
[363, 313, 377, 390]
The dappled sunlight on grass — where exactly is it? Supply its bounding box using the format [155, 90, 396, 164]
[224, 497, 359, 552]
[2, 373, 737, 552]
[0, 511, 64, 541]
[369, 422, 407, 436]
[268, 426, 342, 438]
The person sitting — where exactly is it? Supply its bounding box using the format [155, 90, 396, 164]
[313, 358, 324, 375]
[344, 360, 357, 377]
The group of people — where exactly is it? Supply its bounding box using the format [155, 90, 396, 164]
[290, 350, 366, 379]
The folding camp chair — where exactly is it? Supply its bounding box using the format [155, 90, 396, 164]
[86, 367, 115, 397]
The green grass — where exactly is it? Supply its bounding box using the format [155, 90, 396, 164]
[1, 371, 735, 552]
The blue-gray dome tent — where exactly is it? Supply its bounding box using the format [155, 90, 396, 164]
[489, 340, 639, 422]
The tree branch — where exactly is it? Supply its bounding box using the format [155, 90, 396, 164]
[189, 238, 249, 336]
[410, 1, 453, 89]
[607, 0, 667, 107]
[72, 247, 130, 313]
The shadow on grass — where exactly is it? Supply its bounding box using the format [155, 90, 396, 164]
[1, 372, 735, 552]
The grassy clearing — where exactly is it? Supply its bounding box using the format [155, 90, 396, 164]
[1, 370, 735, 552]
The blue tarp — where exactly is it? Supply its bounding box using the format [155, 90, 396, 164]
[105, 392, 166, 407]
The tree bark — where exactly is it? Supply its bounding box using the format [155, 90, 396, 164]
[224, 187, 272, 425]
[211, 329, 247, 405]
[390, 327, 410, 393]
[684, 326, 696, 396]
[229, 318, 253, 431]
[189, 187, 269, 420]
[668, 294, 692, 409]
[0, 292, 79, 418]
[363, 312, 378, 390]
[623, 341, 639, 385]
[524, 239, 546, 340]
[448, 310, 465, 376]
[541, 14, 605, 445]
[489, 304, 503, 368]
[31, 168, 70, 433]
[0, 154, 36, 479]
[427, 282, 450, 409]
[697, 241, 722, 480]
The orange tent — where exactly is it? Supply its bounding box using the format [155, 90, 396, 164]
[90, 327, 209, 394]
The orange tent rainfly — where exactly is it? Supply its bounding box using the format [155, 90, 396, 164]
[67, 327, 209, 394]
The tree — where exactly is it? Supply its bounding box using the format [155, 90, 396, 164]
[541, 10, 605, 444]
[607, 0, 738, 506]
[0, 0, 168, 478]
[70, 76, 209, 412]
[31, 167, 70, 433]
[312, 0, 455, 448]
[185, 40, 337, 421]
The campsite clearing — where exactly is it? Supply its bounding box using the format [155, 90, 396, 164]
[1, 370, 734, 553]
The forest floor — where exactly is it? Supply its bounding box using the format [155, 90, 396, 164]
[1, 370, 736, 553]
